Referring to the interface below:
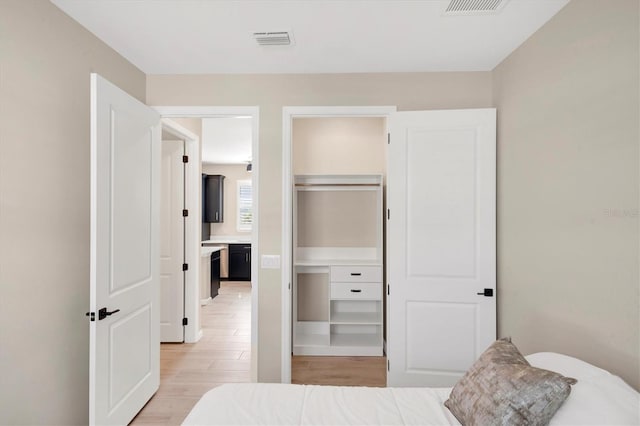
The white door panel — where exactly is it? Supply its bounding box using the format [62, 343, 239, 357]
[388, 108, 496, 387]
[110, 305, 153, 402]
[160, 139, 185, 342]
[90, 73, 160, 425]
[405, 301, 477, 369]
[406, 128, 477, 277]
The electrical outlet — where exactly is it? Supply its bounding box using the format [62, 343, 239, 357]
[261, 255, 281, 269]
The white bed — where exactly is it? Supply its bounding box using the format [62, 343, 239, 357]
[183, 353, 640, 425]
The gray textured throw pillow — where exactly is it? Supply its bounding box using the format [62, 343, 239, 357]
[444, 338, 577, 426]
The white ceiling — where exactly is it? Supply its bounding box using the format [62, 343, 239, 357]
[201, 118, 252, 165]
[50, 0, 569, 74]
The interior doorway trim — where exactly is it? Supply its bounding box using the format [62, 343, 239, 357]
[281, 106, 397, 383]
[154, 106, 260, 382]
[160, 118, 200, 343]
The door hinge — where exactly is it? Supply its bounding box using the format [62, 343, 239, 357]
[182, 318, 188, 326]
[182, 209, 189, 217]
[387, 284, 390, 295]
[387, 359, 390, 371]
[387, 209, 390, 220]
[387, 133, 390, 144]
[182, 263, 189, 271]
[85, 311, 95, 321]
[182, 155, 189, 163]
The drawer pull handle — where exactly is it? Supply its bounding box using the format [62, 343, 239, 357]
[350, 289, 362, 293]
[350, 273, 362, 276]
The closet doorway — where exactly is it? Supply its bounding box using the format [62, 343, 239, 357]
[283, 107, 497, 387]
[282, 107, 396, 385]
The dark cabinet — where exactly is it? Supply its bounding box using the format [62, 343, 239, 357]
[211, 250, 221, 298]
[228, 244, 251, 281]
[201, 175, 209, 240]
[204, 174, 225, 223]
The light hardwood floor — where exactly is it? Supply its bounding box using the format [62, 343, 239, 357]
[292, 356, 387, 387]
[131, 281, 252, 425]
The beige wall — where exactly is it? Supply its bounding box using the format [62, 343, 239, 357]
[297, 273, 329, 321]
[297, 191, 378, 248]
[293, 117, 386, 175]
[202, 163, 252, 237]
[147, 72, 493, 381]
[493, 0, 639, 389]
[171, 117, 202, 141]
[0, 1, 146, 424]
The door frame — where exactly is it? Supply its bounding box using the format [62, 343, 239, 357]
[154, 106, 260, 382]
[160, 118, 199, 343]
[281, 106, 396, 383]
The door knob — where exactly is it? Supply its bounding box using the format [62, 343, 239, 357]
[98, 307, 121, 320]
[477, 288, 494, 297]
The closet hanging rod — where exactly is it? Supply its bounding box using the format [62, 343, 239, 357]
[294, 183, 379, 187]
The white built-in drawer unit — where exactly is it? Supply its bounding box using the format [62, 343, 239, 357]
[328, 263, 383, 355]
[330, 265, 382, 283]
[330, 282, 381, 300]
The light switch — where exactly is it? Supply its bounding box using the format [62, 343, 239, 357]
[261, 255, 281, 269]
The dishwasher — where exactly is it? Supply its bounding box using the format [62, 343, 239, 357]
[210, 250, 221, 298]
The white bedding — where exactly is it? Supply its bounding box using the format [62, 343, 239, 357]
[183, 353, 640, 425]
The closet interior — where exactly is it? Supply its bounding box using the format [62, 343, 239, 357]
[291, 117, 387, 358]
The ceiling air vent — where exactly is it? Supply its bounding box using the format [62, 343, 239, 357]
[253, 32, 292, 46]
[444, 0, 509, 15]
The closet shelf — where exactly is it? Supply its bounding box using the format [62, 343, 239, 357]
[294, 174, 383, 186]
[295, 259, 382, 267]
[330, 312, 382, 325]
[330, 332, 383, 348]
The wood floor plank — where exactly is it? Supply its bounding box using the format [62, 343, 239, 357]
[186, 341, 251, 352]
[210, 359, 251, 371]
[291, 355, 387, 387]
[198, 328, 238, 336]
[172, 370, 250, 384]
[160, 349, 243, 360]
[199, 334, 250, 343]
[155, 383, 224, 398]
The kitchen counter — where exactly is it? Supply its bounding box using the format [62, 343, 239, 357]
[202, 236, 251, 244]
[200, 246, 226, 257]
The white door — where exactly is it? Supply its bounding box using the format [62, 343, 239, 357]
[387, 108, 496, 387]
[160, 139, 185, 342]
[89, 73, 161, 425]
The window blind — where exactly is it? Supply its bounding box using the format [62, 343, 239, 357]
[237, 180, 252, 232]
